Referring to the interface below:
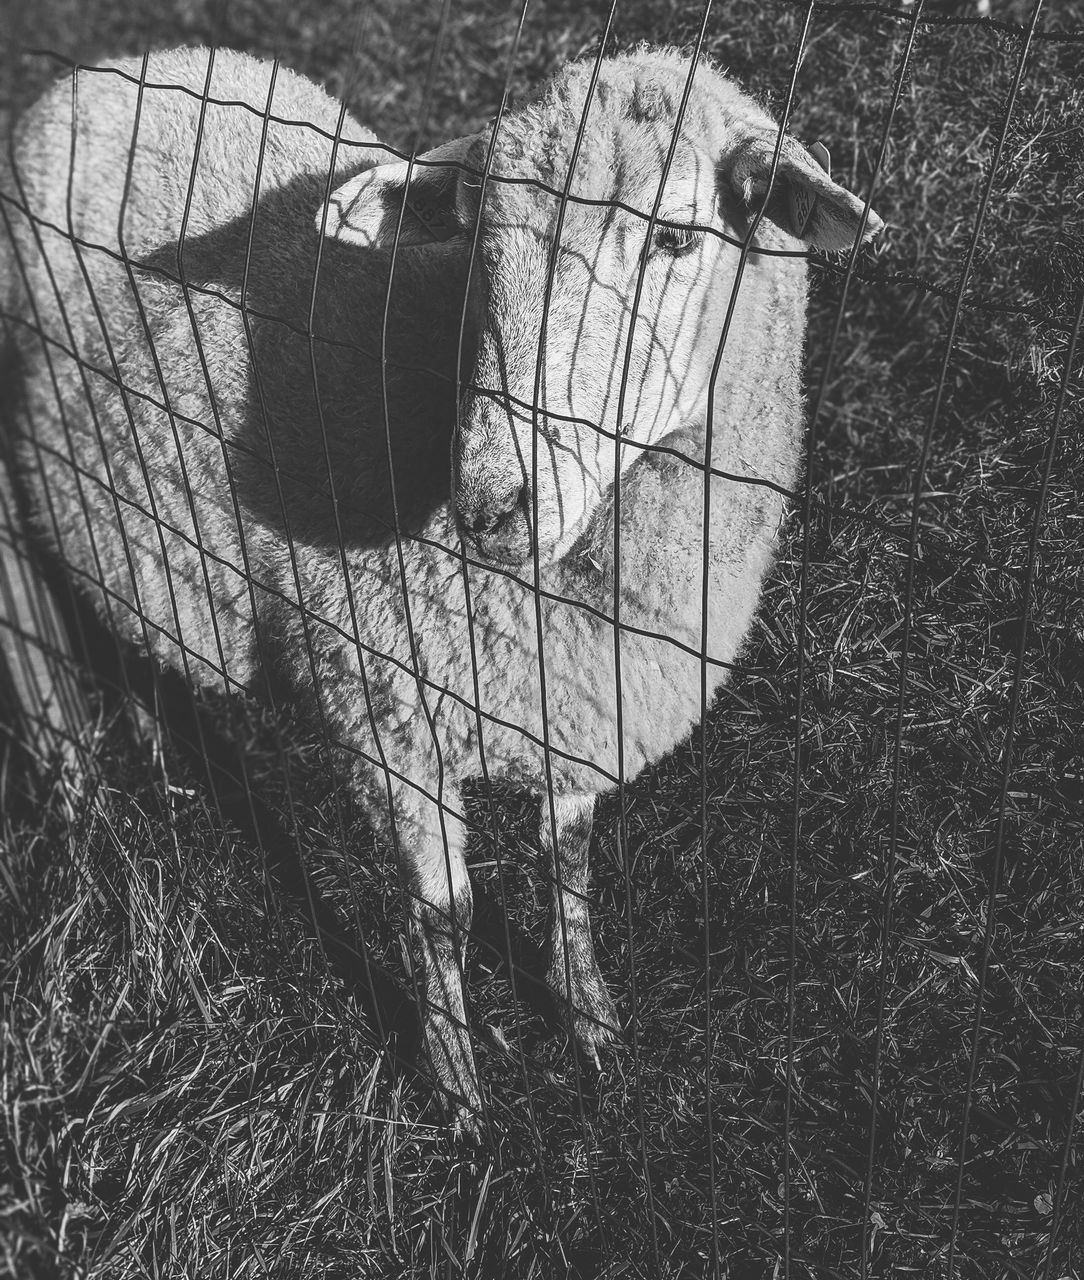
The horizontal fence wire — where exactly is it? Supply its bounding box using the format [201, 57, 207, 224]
[1, 1, 1082, 1276]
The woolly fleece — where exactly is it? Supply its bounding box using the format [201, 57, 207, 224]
[1, 47, 814, 825]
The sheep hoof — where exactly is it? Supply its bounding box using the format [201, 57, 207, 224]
[422, 1007, 487, 1139]
[546, 946, 621, 1069]
[570, 999, 622, 1072]
[548, 969, 621, 1069]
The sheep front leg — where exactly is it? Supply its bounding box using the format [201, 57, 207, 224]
[542, 794, 620, 1066]
[394, 785, 482, 1137]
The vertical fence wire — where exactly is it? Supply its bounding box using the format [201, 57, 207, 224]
[860, 2, 1046, 1267]
[602, 12, 716, 1266]
[231, 52, 411, 1044]
[110, 60, 330, 1037]
[450, 0, 557, 1187]
[786, 6, 929, 1274]
[521, 0, 634, 1247]
[1041, 1037, 1084, 1280]
[368, 4, 476, 1124]
[162, 41, 356, 1036]
[946, 278, 1083, 1277]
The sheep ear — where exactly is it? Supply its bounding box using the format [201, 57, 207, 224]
[318, 135, 482, 248]
[724, 135, 884, 251]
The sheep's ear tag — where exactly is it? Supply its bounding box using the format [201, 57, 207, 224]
[401, 161, 461, 243]
[787, 141, 831, 239]
[404, 194, 460, 241]
[404, 189, 460, 242]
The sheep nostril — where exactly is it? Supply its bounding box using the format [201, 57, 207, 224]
[458, 483, 528, 539]
[460, 509, 499, 536]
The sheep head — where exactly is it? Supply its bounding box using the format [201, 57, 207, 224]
[318, 49, 884, 568]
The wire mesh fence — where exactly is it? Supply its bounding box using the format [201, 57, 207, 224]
[1, 1, 1082, 1277]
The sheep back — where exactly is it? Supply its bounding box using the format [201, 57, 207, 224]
[1, 48, 387, 692]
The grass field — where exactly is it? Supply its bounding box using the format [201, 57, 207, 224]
[2, 0, 1084, 1277]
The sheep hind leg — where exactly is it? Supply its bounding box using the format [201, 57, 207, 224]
[394, 784, 482, 1139]
[542, 793, 620, 1067]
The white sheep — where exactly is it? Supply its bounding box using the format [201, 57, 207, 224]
[0, 44, 882, 1134]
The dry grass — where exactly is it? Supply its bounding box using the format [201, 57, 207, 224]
[2, 0, 1083, 1277]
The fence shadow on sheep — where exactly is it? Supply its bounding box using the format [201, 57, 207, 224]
[1, 2, 1082, 1278]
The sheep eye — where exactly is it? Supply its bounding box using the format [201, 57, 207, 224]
[653, 225, 700, 258]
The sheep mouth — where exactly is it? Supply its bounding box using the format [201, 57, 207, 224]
[455, 504, 534, 568]
[454, 481, 537, 568]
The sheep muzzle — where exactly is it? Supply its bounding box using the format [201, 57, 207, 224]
[454, 479, 533, 566]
